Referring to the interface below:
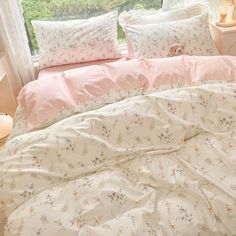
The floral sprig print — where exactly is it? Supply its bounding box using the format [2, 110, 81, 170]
[199, 95, 208, 108]
[167, 102, 177, 114]
[219, 115, 234, 130]
[20, 183, 36, 199]
[107, 190, 128, 208]
[158, 129, 173, 144]
[132, 114, 144, 126]
[42, 193, 56, 206]
[68, 216, 85, 228]
[91, 156, 105, 166]
[170, 166, 183, 177]
[101, 125, 111, 138]
[32, 155, 42, 168]
[176, 205, 193, 223]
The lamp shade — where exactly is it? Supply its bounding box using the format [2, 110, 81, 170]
[216, 0, 236, 26]
[0, 113, 13, 140]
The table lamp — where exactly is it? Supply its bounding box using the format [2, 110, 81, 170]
[0, 112, 13, 143]
[216, 0, 236, 27]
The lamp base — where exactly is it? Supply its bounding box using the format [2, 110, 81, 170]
[216, 20, 236, 27]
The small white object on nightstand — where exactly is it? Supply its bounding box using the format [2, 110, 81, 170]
[0, 113, 13, 146]
[210, 23, 236, 56]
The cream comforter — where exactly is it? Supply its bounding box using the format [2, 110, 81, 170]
[1, 83, 236, 236]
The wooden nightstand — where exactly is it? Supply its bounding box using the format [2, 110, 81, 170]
[0, 52, 17, 117]
[0, 141, 5, 149]
[210, 23, 236, 56]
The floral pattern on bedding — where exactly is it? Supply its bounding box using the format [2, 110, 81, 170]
[32, 11, 121, 69]
[1, 83, 236, 236]
[124, 13, 219, 59]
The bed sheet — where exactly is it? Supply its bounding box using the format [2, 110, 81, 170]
[38, 57, 127, 80]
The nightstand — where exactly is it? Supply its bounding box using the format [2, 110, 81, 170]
[210, 23, 236, 56]
[0, 52, 17, 116]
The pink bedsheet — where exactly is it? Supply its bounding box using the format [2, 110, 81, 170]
[19, 56, 236, 130]
[38, 57, 128, 80]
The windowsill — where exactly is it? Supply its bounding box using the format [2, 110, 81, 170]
[32, 55, 40, 77]
[32, 54, 40, 63]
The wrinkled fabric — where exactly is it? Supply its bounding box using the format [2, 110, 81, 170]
[1, 83, 236, 235]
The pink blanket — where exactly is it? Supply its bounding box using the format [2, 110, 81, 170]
[18, 56, 236, 130]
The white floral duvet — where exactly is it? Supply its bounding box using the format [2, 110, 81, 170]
[1, 83, 236, 236]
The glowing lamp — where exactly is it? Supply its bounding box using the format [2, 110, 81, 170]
[216, 0, 236, 27]
[0, 113, 13, 143]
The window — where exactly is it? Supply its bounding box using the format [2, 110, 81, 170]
[22, 0, 163, 55]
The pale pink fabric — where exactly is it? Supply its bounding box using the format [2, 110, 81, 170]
[189, 56, 236, 82]
[18, 56, 236, 130]
[148, 56, 191, 87]
[19, 59, 149, 129]
[63, 60, 148, 97]
[18, 75, 77, 128]
[38, 56, 128, 80]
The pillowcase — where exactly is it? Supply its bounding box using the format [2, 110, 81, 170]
[123, 12, 219, 59]
[119, 3, 207, 26]
[32, 11, 122, 69]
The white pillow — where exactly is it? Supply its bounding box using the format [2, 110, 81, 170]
[119, 3, 207, 26]
[32, 11, 122, 69]
[123, 12, 219, 59]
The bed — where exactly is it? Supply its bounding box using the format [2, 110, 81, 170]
[0, 55, 236, 236]
[1, 2, 236, 235]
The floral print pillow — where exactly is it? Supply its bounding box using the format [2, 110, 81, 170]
[123, 12, 219, 59]
[119, 3, 206, 26]
[32, 11, 122, 69]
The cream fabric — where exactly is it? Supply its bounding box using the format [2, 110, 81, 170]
[123, 13, 219, 59]
[119, 3, 207, 26]
[0, 83, 236, 235]
[0, 208, 6, 236]
[33, 11, 122, 69]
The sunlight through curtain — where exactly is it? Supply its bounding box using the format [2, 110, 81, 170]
[0, 0, 35, 95]
[162, 0, 220, 20]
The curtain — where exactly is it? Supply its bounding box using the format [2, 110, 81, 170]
[162, 0, 220, 20]
[0, 0, 35, 96]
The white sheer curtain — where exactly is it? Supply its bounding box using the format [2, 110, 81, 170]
[0, 0, 35, 95]
[162, 0, 220, 20]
